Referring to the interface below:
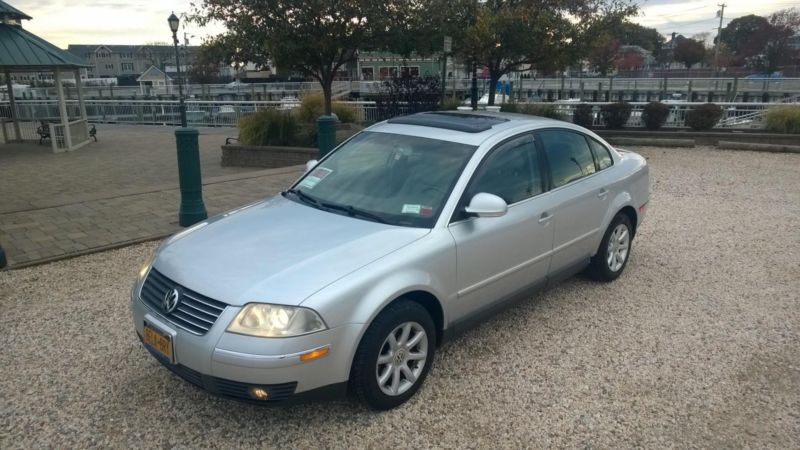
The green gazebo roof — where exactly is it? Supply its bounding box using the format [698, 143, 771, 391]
[0, 23, 89, 70]
[0, 1, 88, 70]
[0, 0, 31, 21]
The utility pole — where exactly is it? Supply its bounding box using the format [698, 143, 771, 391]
[440, 36, 452, 107]
[713, 3, 726, 76]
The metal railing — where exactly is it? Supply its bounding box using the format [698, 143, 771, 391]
[0, 99, 792, 133]
[547, 102, 772, 129]
[0, 99, 416, 128]
[10, 78, 800, 103]
[20, 80, 354, 101]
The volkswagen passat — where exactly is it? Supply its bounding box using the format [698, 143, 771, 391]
[132, 112, 649, 410]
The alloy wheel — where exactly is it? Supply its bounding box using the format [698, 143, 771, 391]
[375, 321, 428, 396]
[606, 223, 630, 272]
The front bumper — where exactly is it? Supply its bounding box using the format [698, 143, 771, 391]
[131, 286, 362, 404]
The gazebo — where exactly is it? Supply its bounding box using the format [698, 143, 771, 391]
[0, 0, 92, 152]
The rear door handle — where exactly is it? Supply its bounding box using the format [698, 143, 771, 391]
[538, 212, 553, 224]
[597, 188, 608, 199]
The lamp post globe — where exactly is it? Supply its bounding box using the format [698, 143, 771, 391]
[168, 12, 180, 33]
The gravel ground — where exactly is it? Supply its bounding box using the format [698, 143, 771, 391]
[1, 146, 798, 448]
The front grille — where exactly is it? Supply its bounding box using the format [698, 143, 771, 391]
[140, 269, 228, 335]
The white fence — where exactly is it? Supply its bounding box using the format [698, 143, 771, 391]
[0, 99, 404, 128]
[0, 99, 789, 133]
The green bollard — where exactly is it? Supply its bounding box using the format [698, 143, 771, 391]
[175, 128, 208, 227]
[317, 115, 337, 158]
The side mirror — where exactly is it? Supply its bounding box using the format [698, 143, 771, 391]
[464, 193, 507, 218]
[305, 159, 318, 173]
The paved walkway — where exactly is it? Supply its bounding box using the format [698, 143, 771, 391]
[0, 125, 304, 267]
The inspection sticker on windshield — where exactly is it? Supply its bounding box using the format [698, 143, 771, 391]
[299, 167, 332, 189]
[401, 204, 421, 214]
[401, 204, 434, 216]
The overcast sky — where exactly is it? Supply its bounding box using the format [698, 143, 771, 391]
[13, 0, 800, 48]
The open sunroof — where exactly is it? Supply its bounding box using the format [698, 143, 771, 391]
[387, 112, 508, 133]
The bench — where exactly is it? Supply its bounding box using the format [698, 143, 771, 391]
[36, 121, 50, 145]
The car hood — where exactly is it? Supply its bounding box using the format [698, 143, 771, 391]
[153, 195, 429, 306]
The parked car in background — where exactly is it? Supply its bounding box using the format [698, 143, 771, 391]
[132, 111, 650, 409]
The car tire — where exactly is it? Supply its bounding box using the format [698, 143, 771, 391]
[589, 213, 633, 282]
[350, 299, 436, 410]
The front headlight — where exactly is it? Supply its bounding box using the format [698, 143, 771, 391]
[227, 303, 327, 338]
[137, 249, 157, 282]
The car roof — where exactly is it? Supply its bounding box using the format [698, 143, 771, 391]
[367, 111, 572, 146]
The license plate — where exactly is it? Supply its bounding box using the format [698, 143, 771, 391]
[143, 323, 174, 363]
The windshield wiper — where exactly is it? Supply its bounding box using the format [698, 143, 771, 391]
[285, 189, 388, 224]
[283, 188, 323, 209]
[320, 201, 389, 224]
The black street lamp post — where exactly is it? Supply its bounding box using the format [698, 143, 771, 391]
[168, 12, 207, 226]
[470, 62, 478, 111]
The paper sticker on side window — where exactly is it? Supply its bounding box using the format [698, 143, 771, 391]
[299, 167, 332, 189]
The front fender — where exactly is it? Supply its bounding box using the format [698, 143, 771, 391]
[299, 231, 457, 377]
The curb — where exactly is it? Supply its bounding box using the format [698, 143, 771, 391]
[717, 141, 800, 153]
[1, 232, 171, 271]
[606, 137, 695, 148]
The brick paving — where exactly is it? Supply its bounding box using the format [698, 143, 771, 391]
[0, 124, 304, 267]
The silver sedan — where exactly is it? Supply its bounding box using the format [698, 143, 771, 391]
[131, 111, 649, 410]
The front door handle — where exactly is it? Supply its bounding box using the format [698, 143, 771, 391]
[597, 188, 609, 199]
[538, 212, 553, 224]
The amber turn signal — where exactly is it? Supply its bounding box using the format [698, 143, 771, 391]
[299, 346, 330, 362]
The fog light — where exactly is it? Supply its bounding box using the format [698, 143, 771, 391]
[250, 387, 269, 400]
[299, 346, 330, 362]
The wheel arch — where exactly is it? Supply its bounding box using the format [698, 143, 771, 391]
[618, 205, 638, 236]
[346, 288, 445, 390]
[395, 290, 445, 347]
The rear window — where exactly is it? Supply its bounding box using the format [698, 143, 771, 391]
[539, 130, 597, 188]
[587, 137, 614, 170]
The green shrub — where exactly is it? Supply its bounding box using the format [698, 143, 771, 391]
[764, 106, 800, 134]
[440, 96, 463, 111]
[600, 102, 632, 129]
[297, 92, 358, 123]
[573, 104, 594, 128]
[641, 102, 670, 130]
[500, 102, 565, 120]
[296, 93, 324, 123]
[332, 103, 357, 123]
[238, 109, 298, 146]
[685, 103, 723, 131]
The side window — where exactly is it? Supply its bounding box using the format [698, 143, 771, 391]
[539, 130, 597, 188]
[587, 137, 613, 170]
[468, 134, 542, 205]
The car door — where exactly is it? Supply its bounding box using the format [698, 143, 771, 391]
[448, 133, 558, 322]
[537, 129, 611, 276]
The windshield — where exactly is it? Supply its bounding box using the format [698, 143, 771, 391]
[287, 131, 476, 227]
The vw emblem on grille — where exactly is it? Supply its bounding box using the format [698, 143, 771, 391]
[163, 288, 180, 313]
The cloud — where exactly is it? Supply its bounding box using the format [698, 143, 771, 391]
[11, 0, 797, 48]
[633, 0, 796, 37]
[13, 0, 224, 47]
